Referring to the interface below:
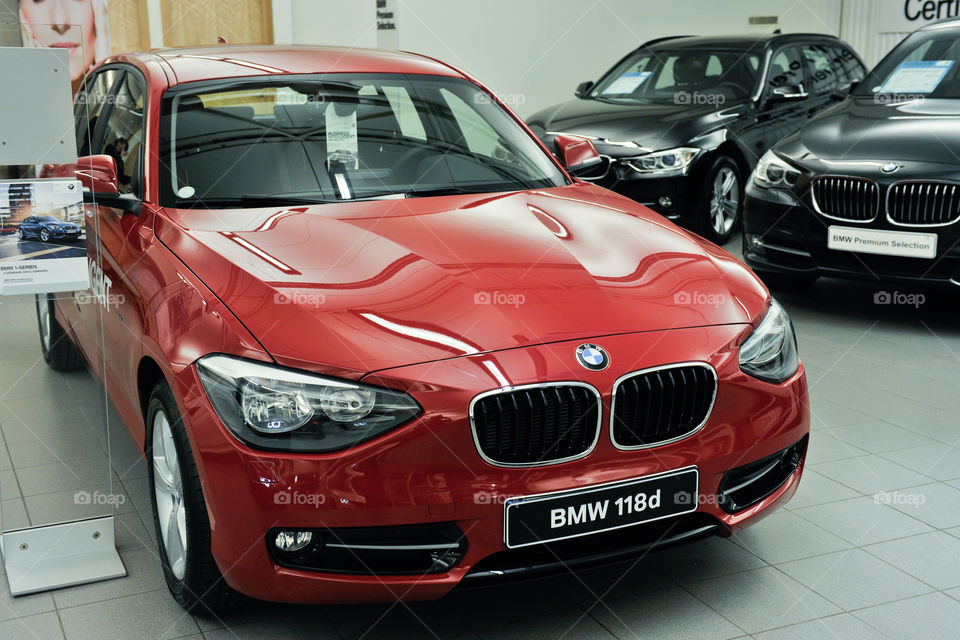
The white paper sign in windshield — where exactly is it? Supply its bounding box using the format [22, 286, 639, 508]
[880, 60, 954, 94]
[602, 71, 651, 95]
[325, 103, 359, 169]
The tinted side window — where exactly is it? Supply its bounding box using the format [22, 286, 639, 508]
[75, 69, 120, 157]
[97, 72, 147, 195]
[802, 44, 840, 96]
[832, 45, 866, 83]
[767, 47, 805, 92]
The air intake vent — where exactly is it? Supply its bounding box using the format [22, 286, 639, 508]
[887, 181, 960, 226]
[611, 363, 717, 449]
[470, 383, 601, 466]
[811, 176, 879, 222]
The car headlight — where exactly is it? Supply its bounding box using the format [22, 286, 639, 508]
[752, 150, 801, 189]
[625, 147, 700, 174]
[197, 354, 421, 452]
[739, 299, 799, 383]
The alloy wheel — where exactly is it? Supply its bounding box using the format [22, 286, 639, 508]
[709, 166, 740, 237]
[153, 410, 188, 580]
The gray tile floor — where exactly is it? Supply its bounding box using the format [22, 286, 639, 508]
[2, 240, 960, 639]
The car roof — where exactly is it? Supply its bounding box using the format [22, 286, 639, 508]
[109, 45, 464, 86]
[919, 17, 960, 31]
[646, 33, 844, 51]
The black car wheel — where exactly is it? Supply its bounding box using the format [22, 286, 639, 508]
[18, 227, 25, 241]
[36, 293, 85, 371]
[697, 156, 743, 244]
[39, 228, 50, 243]
[147, 379, 243, 614]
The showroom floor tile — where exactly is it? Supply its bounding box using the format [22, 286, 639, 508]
[3, 249, 960, 639]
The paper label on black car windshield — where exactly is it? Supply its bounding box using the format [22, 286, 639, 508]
[880, 60, 954, 94]
[602, 71, 651, 95]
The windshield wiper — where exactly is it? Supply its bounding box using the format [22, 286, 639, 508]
[354, 186, 513, 199]
[240, 193, 342, 205]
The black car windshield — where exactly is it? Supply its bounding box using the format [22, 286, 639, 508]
[37, 216, 59, 222]
[857, 28, 960, 98]
[159, 74, 567, 208]
[587, 47, 760, 104]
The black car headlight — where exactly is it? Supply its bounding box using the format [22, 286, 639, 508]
[752, 150, 801, 189]
[738, 299, 799, 383]
[197, 354, 421, 452]
[624, 147, 700, 175]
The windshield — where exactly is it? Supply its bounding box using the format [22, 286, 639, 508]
[37, 216, 59, 222]
[159, 74, 567, 208]
[857, 28, 960, 98]
[588, 47, 760, 104]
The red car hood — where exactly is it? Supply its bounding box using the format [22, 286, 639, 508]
[156, 183, 767, 375]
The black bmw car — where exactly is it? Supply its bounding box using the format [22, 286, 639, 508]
[527, 33, 865, 243]
[743, 20, 960, 286]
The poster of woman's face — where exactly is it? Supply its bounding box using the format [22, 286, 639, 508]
[19, 0, 110, 92]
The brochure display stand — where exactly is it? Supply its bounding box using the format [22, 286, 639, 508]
[0, 41, 125, 596]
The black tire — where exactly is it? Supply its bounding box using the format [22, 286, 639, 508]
[36, 293, 85, 371]
[696, 156, 743, 244]
[17, 227, 25, 241]
[146, 380, 244, 613]
[39, 228, 50, 243]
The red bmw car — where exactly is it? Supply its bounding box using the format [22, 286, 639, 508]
[40, 45, 809, 612]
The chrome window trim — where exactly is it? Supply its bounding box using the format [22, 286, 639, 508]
[884, 179, 960, 228]
[469, 381, 603, 468]
[809, 175, 879, 224]
[609, 362, 718, 451]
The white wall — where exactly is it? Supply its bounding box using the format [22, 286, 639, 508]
[290, 0, 378, 49]
[285, 0, 842, 117]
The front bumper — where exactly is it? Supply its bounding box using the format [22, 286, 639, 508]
[595, 165, 696, 221]
[49, 228, 82, 240]
[742, 181, 960, 284]
[173, 325, 809, 604]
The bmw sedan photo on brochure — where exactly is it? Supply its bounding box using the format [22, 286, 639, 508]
[744, 20, 960, 285]
[41, 45, 809, 612]
[527, 33, 866, 244]
[18, 215, 83, 243]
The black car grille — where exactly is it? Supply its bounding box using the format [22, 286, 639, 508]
[611, 364, 717, 449]
[811, 176, 879, 222]
[887, 182, 960, 226]
[471, 384, 601, 466]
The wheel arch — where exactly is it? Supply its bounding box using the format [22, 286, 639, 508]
[137, 355, 167, 433]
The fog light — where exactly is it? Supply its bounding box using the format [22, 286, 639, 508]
[745, 233, 766, 255]
[658, 196, 673, 208]
[274, 530, 313, 552]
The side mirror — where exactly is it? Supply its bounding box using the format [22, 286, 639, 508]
[554, 134, 610, 180]
[61, 155, 140, 215]
[769, 84, 809, 102]
[76, 155, 120, 195]
[830, 80, 857, 100]
[575, 81, 594, 98]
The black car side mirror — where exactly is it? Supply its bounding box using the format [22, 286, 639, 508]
[575, 81, 594, 98]
[830, 81, 858, 100]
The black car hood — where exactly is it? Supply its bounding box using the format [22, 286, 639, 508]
[783, 97, 960, 166]
[527, 97, 747, 155]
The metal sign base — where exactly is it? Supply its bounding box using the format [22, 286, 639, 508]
[1, 515, 126, 596]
